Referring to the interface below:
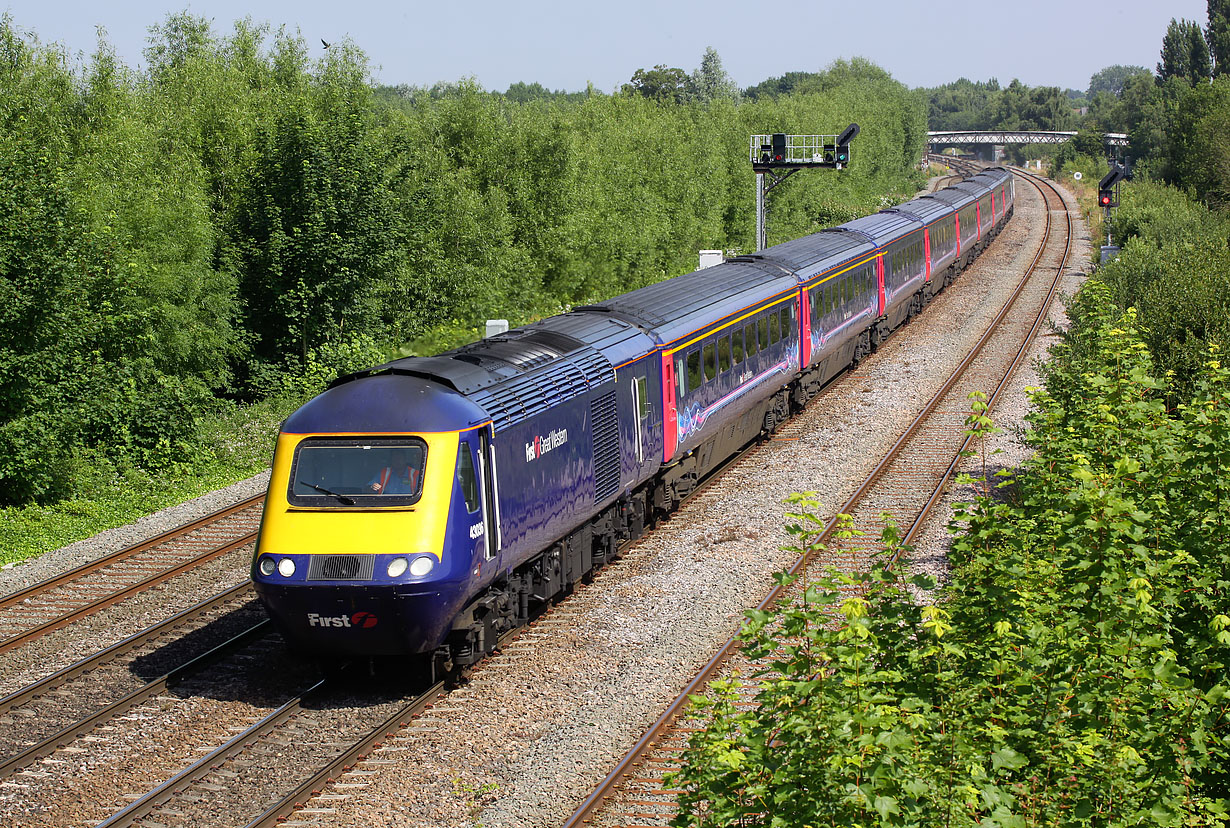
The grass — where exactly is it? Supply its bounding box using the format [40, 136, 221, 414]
[0, 395, 302, 568]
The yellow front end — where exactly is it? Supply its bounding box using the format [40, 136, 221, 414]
[257, 430, 459, 560]
[252, 430, 475, 657]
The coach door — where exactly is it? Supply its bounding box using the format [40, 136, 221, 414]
[477, 427, 501, 560]
[631, 375, 650, 467]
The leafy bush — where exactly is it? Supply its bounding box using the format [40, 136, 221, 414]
[1097, 181, 1230, 402]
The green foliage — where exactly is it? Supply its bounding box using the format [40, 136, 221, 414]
[1212, 0, 1230, 78]
[1049, 131, 1113, 186]
[1100, 180, 1230, 402]
[0, 16, 925, 512]
[923, 76, 1076, 137]
[498, 81, 586, 104]
[1158, 18, 1213, 86]
[622, 64, 691, 103]
[1088, 65, 1152, 98]
[690, 47, 741, 104]
[671, 311, 1230, 825]
[0, 392, 301, 566]
[1167, 76, 1230, 208]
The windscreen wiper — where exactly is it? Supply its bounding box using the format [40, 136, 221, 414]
[306, 483, 356, 505]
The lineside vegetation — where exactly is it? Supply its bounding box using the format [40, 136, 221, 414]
[0, 14, 927, 559]
[670, 289, 1230, 824]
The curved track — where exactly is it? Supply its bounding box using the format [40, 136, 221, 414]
[563, 168, 1074, 828]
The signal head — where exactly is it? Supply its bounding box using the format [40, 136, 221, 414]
[771, 133, 786, 163]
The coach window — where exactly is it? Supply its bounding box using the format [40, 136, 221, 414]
[675, 356, 686, 398]
[718, 336, 731, 373]
[745, 322, 758, 357]
[732, 328, 744, 365]
[686, 349, 702, 392]
[769, 311, 780, 344]
[758, 315, 769, 350]
[779, 306, 791, 337]
[703, 342, 716, 382]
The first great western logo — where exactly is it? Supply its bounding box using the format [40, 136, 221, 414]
[525, 427, 568, 463]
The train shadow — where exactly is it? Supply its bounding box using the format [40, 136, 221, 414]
[126, 598, 430, 705]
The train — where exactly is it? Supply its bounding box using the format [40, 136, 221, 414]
[251, 166, 1016, 676]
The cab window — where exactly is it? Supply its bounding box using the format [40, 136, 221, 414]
[289, 438, 427, 507]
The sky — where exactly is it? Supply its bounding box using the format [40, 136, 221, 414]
[1, 0, 1214, 94]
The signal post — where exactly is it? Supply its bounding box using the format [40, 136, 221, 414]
[1098, 162, 1127, 263]
[751, 124, 859, 251]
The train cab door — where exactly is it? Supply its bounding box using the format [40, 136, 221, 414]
[455, 438, 486, 565]
[477, 426, 501, 562]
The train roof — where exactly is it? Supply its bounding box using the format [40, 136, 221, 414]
[883, 196, 952, 224]
[581, 259, 799, 347]
[282, 373, 490, 434]
[950, 180, 992, 201]
[521, 312, 658, 369]
[973, 166, 1012, 183]
[755, 229, 874, 280]
[319, 323, 625, 433]
[923, 187, 977, 209]
[839, 209, 923, 246]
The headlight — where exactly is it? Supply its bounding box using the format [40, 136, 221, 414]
[387, 557, 409, 578]
[277, 557, 296, 577]
[409, 556, 435, 577]
[258, 557, 276, 576]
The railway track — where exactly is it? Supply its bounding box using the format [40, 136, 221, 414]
[0, 495, 264, 656]
[0, 582, 268, 779]
[563, 167, 1073, 828]
[87, 620, 535, 828]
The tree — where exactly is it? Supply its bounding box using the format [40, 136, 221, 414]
[689, 47, 739, 103]
[1087, 64, 1151, 98]
[1190, 18, 1214, 81]
[744, 71, 823, 100]
[622, 64, 690, 103]
[923, 77, 1001, 130]
[1158, 18, 1212, 85]
[1167, 76, 1230, 208]
[1209, 0, 1230, 77]
[501, 81, 584, 104]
